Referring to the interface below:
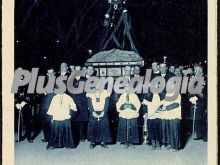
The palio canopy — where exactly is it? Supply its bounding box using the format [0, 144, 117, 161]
[86, 49, 144, 66]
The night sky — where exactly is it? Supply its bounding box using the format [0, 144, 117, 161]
[15, 0, 207, 72]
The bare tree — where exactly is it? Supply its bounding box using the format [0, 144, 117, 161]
[16, 0, 106, 65]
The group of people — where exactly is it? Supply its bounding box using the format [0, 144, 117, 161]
[14, 61, 207, 151]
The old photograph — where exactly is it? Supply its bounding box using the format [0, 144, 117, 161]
[1, 0, 218, 165]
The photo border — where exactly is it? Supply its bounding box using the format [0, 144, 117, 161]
[2, 0, 217, 164]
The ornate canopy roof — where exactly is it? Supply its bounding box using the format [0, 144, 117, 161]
[86, 49, 144, 66]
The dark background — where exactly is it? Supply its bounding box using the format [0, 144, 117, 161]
[15, 0, 207, 72]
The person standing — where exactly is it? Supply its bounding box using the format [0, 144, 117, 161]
[59, 62, 69, 76]
[159, 63, 172, 148]
[174, 67, 182, 76]
[152, 62, 160, 76]
[124, 66, 132, 81]
[86, 88, 112, 149]
[15, 67, 33, 143]
[46, 92, 77, 150]
[69, 65, 75, 73]
[142, 93, 162, 149]
[15, 86, 33, 143]
[70, 66, 89, 142]
[189, 64, 207, 142]
[86, 66, 95, 78]
[160, 93, 182, 151]
[116, 89, 141, 147]
[169, 65, 176, 75]
[40, 68, 55, 142]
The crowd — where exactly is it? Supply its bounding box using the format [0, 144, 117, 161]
[14, 61, 207, 151]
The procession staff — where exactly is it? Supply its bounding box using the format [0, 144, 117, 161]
[86, 88, 113, 149]
[190, 100, 197, 139]
[116, 88, 141, 147]
[46, 92, 77, 150]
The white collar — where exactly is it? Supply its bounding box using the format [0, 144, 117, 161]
[125, 76, 131, 79]
[153, 70, 160, 74]
[161, 73, 166, 77]
[61, 72, 67, 76]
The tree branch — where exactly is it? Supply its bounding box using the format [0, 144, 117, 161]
[19, 0, 42, 30]
[79, 0, 100, 28]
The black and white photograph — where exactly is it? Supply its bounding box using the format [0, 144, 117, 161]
[1, 0, 218, 165]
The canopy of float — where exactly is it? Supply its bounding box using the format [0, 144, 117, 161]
[86, 49, 144, 67]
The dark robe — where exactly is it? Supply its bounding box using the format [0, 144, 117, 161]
[189, 81, 207, 140]
[169, 119, 181, 150]
[142, 71, 162, 114]
[47, 119, 75, 149]
[181, 93, 191, 145]
[164, 101, 181, 150]
[141, 72, 166, 145]
[159, 72, 173, 146]
[132, 75, 145, 143]
[148, 118, 161, 142]
[87, 96, 112, 143]
[70, 78, 89, 122]
[108, 88, 121, 143]
[116, 93, 140, 144]
[40, 93, 54, 140]
[15, 86, 32, 141]
[117, 118, 139, 144]
[46, 93, 77, 149]
[70, 78, 89, 141]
